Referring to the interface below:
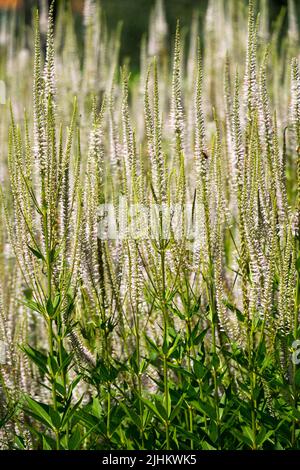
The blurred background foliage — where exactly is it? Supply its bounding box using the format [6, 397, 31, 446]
[101, 0, 289, 68]
[0, 0, 296, 70]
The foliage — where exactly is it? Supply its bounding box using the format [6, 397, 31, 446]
[0, 0, 300, 450]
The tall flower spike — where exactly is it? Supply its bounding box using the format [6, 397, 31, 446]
[171, 21, 184, 158]
[224, 53, 233, 158]
[59, 99, 78, 272]
[145, 59, 166, 205]
[153, 59, 166, 204]
[194, 40, 206, 165]
[291, 59, 300, 229]
[291, 58, 300, 148]
[108, 75, 121, 175]
[244, 0, 258, 121]
[186, 12, 198, 162]
[194, 40, 211, 266]
[259, 49, 274, 166]
[121, 67, 134, 186]
[44, 1, 56, 103]
[33, 10, 46, 175]
[144, 65, 156, 186]
[233, 71, 244, 189]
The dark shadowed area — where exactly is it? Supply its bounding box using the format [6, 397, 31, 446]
[0, 0, 293, 70]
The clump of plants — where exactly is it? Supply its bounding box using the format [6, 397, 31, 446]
[0, 0, 300, 450]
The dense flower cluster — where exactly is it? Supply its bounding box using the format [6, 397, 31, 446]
[0, 0, 300, 451]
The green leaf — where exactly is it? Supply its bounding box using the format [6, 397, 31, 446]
[162, 390, 171, 418]
[91, 398, 102, 419]
[202, 441, 216, 450]
[46, 298, 54, 316]
[0, 403, 19, 428]
[139, 358, 148, 374]
[208, 420, 218, 442]
[21, 344, 48, 375]
[192, 327, 208, 346]
[14, 435, 26, 449]
[120, 403, 141, 428]
[231, 428, 251, 447]
[191, 400, 216, 420]
[47, 354, 59, 376]
[291, 407, 300, 420]
[162, 335, 168, 355]
[155, 397, 168, 421]
[144, 334, 160, 353]
[193, 360, 206, 379]
[256, 427, 274, 447]
[129, 350, 139, 374]
[57, 351, 73, 375]
[27, 244, 45, 261]
[68, 426, 82, 450]
[42, 435, 53, 450]
[294, 368, 300, 388]
[49, 247, 58, 263]
[61, 396, 83, 429]
[167, 334, 181, 358]
[49, 407, 61, 430]
[141, 398, 164, 423]
[170, 394, 185, 422]
[23, 288, 33, 300]
[242, 426, 255, 445]
[21, 299, 44, 315]
[224, 300, 245, 322]
[46, 295, 61, 318]
[25, 396, 54, 430]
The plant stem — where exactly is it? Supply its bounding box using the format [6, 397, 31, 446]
[160, 227, 170, 449]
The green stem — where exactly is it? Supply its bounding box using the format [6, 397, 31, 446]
[163, 352, 170, 449]
[107, 385, 111, 439]
[136, 323, 145, 448]
[292, 240, 300, 448]
[186, 319, 194, 450]
[161, 237, 170, 450]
